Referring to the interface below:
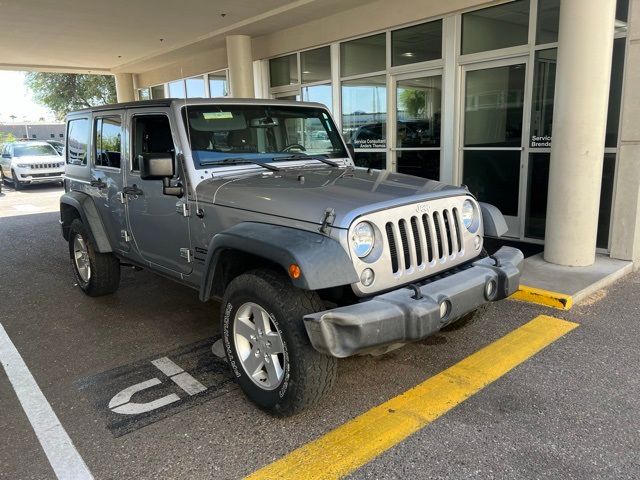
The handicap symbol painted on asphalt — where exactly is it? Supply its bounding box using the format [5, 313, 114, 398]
[76, 337, 235, 437]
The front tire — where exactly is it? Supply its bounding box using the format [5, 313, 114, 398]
[68, 219, 120, 297]
[221, 269, 337, 416]
[11, 170, 24, 190]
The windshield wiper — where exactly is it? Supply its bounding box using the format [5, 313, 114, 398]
[202, 157, 280, 172]
[274, 154, 341, 167]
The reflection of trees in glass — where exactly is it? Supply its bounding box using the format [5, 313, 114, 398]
[399, 89, 427, 118]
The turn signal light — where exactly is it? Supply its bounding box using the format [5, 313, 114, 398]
[288, 264, 301, 279]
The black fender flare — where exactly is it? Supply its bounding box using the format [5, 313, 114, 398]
[199, 222, 359, 301]
[60, 191, 112, 252]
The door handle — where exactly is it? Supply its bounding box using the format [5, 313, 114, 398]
[90, 179, 107, 189]
[122, 185, 144, 196]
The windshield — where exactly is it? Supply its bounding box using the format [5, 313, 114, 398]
[181, 105, 347, 168]
[14, 144, 58, 157]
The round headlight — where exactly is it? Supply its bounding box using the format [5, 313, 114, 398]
[462, 200, 479, 232]
[351, 221, 375, 258]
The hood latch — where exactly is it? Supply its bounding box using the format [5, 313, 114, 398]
[319, 208, 336, 235]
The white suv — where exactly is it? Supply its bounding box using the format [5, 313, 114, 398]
[0, 141, 65, 189]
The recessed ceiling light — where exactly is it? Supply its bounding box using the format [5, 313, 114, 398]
[401, 52, 415, 57]
[302, 70, 311, 74]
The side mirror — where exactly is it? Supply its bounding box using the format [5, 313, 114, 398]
[139, 153, 174, 180]
[139, 153, 183, 197]
[346, 143, 355, 160]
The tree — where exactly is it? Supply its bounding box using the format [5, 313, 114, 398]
[398, 88, 427, 119]
[0, 131, 16, 144]
[25, 73, 116, 121]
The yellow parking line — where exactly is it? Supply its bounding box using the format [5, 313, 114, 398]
[511, 285, 574, 310]
[246, 315, 578, 480]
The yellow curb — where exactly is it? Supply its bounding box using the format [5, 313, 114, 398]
[511, 285, 573, 310]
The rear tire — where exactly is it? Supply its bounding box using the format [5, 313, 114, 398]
[68, 219, 120, 297]
[221, 269, 337, 416]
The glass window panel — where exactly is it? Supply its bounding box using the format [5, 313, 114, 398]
[354, 151, 386, 170]
[302, 84, 332, 113]
[150, 85, 165, 99]
[94, 117, 121, 169]
[536, 0, 560, 44]
[391, 20, 442, 67]
[463, 150, 520, 216]
[461, 0, 530, 55]
[616, 0, 629, 22]
[209, 72, 228, 97]
[530, 48, 556, 148]
[138, 88, 150, 100]
[396, 150, 439, 180]
[342, 75, 387, 148]
[168, 80, 185, 98]
[270, 54, 298, 87]
[464, 64, 526, 147]
[597, 154, 616, 249]
[605, 38, 626, 148]
[396, 76, 441, 148]
[301, 47, 331, 83]
[66, 118, 89, 165]
[525, 153, 550, 239]
[340, 34, 386, 77]
[186, 77, 206, 98]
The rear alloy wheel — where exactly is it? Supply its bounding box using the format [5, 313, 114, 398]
[68, 219, 120, 297]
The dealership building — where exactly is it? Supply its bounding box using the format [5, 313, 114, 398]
[2, 0, 639, 271]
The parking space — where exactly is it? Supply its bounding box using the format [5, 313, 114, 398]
[1, 188, 639, 479]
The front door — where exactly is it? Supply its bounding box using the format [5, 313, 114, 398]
[391, 70, 443, 180]
[461, 57, 528, 237]
[124, 111, 192, 275]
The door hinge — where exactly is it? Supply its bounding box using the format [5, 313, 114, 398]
[179, 248, 193, 263]
[121, 230, 131, 242]
[118, 191, 127, 204]
[177, 203, 190, 217]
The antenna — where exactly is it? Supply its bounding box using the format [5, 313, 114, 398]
[180, 68, 201, 217]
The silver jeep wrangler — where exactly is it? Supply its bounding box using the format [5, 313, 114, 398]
[60, 99, 523, 415]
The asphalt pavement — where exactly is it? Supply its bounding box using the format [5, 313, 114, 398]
[0, 184, 638, 479]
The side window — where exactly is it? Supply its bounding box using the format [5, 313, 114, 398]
[94, 116, 122, 169]
[66, 118, 89, 165]
[131, 115, 174, 172]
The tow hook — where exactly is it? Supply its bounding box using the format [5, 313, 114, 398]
[408, 284, 423, 300]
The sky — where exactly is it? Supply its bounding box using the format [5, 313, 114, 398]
[0, 71, 55, 123]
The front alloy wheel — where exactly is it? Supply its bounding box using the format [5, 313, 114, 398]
[234, 302, 285, 390]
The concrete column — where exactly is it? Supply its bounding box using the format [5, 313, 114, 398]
[610, 0, 640, 264]
[543, 0, 617, 266]
[226, 35, 255, 98]
[114, 73, 135, 103]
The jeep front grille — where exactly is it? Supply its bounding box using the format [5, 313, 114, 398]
[384, 208, 463, 274]
[347, 196, 482, 296]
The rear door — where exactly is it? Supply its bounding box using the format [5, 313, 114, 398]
[124, 109, 192, 275]
[90, 112, 130, 253]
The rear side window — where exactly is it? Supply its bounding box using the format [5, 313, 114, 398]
[94, 116, 122, 169]
[66, 118, 89, 165]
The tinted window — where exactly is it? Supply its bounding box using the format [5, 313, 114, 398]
[66, 118, 89, 165]
[301, 47, 331, 83]
[462, 0, 530, 55]
[95, 117, 122, 169]
[341, 34, 386, 77]
[392, 20, 442, 66]
[536, 0, 560, 44]
[131, 115, 174, 172]
[270, 54, 298, 87]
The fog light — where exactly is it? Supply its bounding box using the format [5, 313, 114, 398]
[439, 300, 451, 319]
[474, 235, 482, 250]
[360, 268, 375, 287]
[485, 279, 497, 300]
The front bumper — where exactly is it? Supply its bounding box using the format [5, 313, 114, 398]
[16, 169, 64, 184]
[304, 246, 524, 358]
